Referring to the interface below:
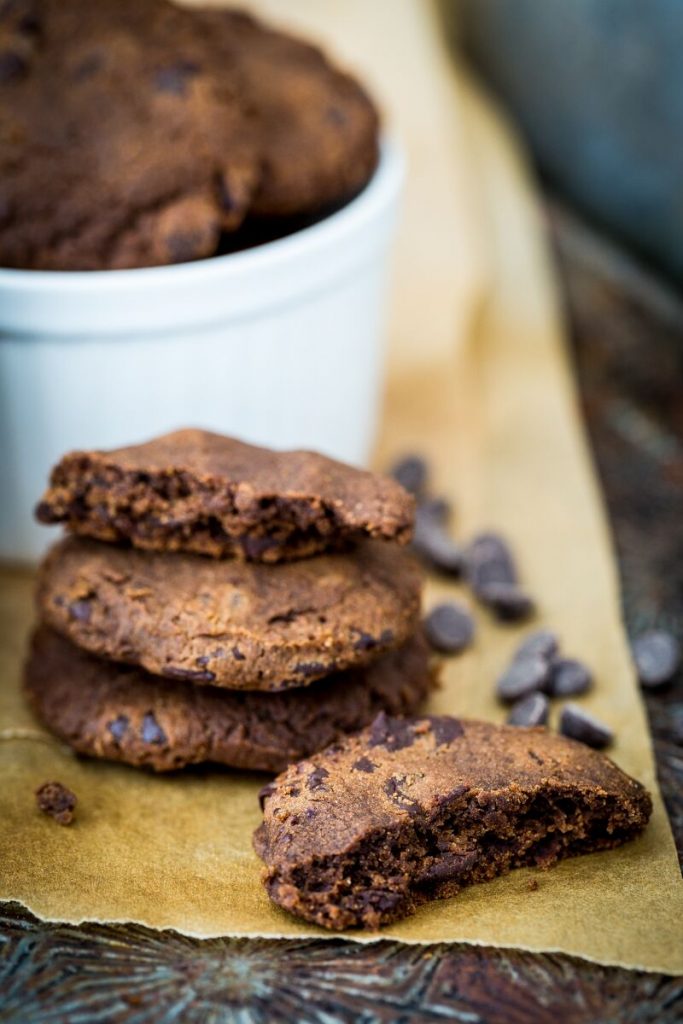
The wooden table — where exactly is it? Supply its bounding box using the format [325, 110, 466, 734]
[1, 208, 682, 1022]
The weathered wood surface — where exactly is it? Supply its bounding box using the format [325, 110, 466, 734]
[1, 209, 682, 1021]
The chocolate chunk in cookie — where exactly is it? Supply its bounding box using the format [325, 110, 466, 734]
[24, 628, 434, 773]
[36, 429, 414, 561]
[36, 535, 422, 691]
[254, 715, 651, 930]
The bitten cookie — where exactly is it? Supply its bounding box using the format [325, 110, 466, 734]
[24, 628, 434, 773]
[254, 715, 652, 930]
[0, 0, 257, 270]
[36, 429, 414, 561]
[36, 536, 422, 691]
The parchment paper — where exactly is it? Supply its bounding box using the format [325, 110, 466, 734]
[2, 0, 682, 974]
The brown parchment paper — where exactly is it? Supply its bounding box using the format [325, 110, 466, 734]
[2, 0, 683, 975]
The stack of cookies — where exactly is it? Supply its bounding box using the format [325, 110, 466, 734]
[25, 429, 432, 773]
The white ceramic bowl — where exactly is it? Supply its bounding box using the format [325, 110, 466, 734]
[0, 142, 403, 562]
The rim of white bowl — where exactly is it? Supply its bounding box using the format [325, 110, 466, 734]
[0, 139, 404, 336]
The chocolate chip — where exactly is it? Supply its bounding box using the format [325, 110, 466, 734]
[413, 506, 463, 577]
[72, 51, 103, 80]
[424, 602, 474, 654]
[107, 715, 129, 742]
[35, 781, 76, 826]
[429, 716, 464, 746]
[418, 496, 452, 524]
[559, 704, 613, 749]
[231, 647, 245, 661]
[154, 60, 200, 95]
[162, 665, 216, 684]
[479, 581, 535, 623]
[141, 712, 166, 745]
[294, 661, 326, 677]
[383, 776, 420, 816]
[307, 766, 330, 791]
[240, 535, 278, 560]
[465, 532, 518, 592]
[353, 628, 394, 652]
[352, 756, 377, 773]
[258, 781, 275, 811]
[514, 629, 559, 663]
[389, 454, 428, 496]
[547, 658, 592, 697]
[507, 692, 549, 727]
[497, 655, 550, 703]
[632, 630, 681, 689]
[68, 599, 92, 623]
[368, 712, 416, 751]
[0, 48, 27, 81]
[327, 106, 347, 125]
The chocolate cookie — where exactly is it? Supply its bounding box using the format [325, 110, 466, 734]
[254, 715, 652, 930]
[24, 628, 434, 773]
[0, 0, 258, 270]
[35, 429, 414, 561]
[36, 536, 422, 691]
[198, 8, 380, 219]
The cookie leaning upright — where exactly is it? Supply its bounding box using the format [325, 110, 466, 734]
[27, 429, 427, 772]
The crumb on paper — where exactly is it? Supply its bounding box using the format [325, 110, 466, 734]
[35, 780, 77, 826]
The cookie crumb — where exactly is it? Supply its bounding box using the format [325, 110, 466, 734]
[35, 780, 77, 825]
[527, 878, 539, 892]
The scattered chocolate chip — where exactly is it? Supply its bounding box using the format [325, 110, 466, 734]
[389, 454, 428, 496]
[35, 781, 76, 826]
[507, 692, 550, 727]
[547, 658, 592, 697]
[559, 704, 613, 749]
[352, 756, 377, 773]
[465, 532, 517, 592]
[307, 766, 330, 791]
[429, 716, 464, 746]
[368, 712, 416, 751]
[496, 655, 550, 703]
[632, 630, 681, 689]
[514, 629, 559, 663]
[418, 496, 452, 524]
[423, 602, 474, 654]
[478, 581, 535, 623]
[107, 714, 129, 742]
[258, 781, 276, 811]
[141, 712, 166, 745]
[231, 647, 245, 661]
[412, 506, 463, 577]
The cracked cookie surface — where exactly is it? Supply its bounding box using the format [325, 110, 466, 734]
[24, 628, 434, 773]
[255, 715, 652, 929]
[36, 536, 422, 691]
[36, 429, 415, 562]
